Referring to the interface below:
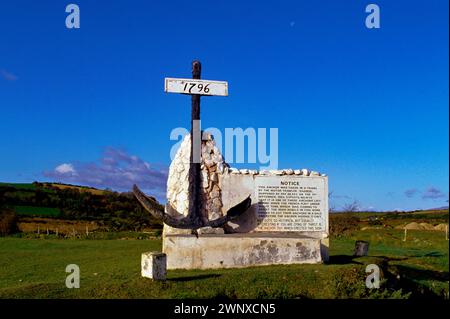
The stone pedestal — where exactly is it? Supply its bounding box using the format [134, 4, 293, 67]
[141, 252, 167, 280]
[163, 233, 329, 270]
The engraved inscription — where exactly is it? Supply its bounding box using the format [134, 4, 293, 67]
[255, 176, 327, 232]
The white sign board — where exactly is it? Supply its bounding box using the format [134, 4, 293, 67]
[165, 78, 228, 96]
[254, 176, 328, 233]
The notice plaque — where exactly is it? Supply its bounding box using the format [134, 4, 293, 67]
[254, 176, 328, 232]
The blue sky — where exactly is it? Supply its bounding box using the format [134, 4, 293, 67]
[0, 0, 448, 211]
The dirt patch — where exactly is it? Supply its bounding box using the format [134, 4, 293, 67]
[434, 223, 448, 231]
[395, 222, 448, 231]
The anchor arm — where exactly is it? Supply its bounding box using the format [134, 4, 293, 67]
[133, 184, 251, 230]
[206, 195, 252, 228]
[133, 184, 198, 228]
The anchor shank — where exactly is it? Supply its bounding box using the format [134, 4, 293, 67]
[188, 60, 204, 225]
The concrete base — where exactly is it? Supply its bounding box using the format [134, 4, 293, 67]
[163, 232, 329, 270]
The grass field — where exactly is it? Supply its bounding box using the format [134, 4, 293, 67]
[13, 206, 61, 217]
[0, 229, 448, 299]
[48, 183, 106, 195]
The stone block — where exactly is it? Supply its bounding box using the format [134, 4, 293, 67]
[354, 241, 369, 257]
[141, 251, 167, 280]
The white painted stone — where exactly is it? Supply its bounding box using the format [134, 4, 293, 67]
[285, 169, 294, 175]
[239, 169, 249, 175]
[230, 167, 240, 174]
[294, 169, 301, 175]
[204, 158, 214, 167]
[301, 169, 310, 176]
[201, 170, 209, 188]
[141, 252, 167, 280]
[210, 186, 220, 199]
[210, 211, 221, 220]
[212, 146, 220, 155]
[197, 226, 225, 235]
[202, 132, 213, 141]
[217, 162, 225, 174]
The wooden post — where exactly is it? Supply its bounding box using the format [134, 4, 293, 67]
[46, 228, 49, 235]
[56, 228, 58, 237]
[86, 225, 89, 236]
[37, 225, 40, 235]
[403, 228, 407, 242]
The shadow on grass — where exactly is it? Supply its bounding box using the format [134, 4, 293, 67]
[327, 255, 363, 265]
[168, 274, 221, 282]
[423, 251, 445, 258]
[383, 263, 449, 299]
[393, 264, 449, 282]
[371, 255, 409, 262]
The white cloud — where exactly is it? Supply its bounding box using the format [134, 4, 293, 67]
[55, 163, 77, 175]
[43, 147, 168, 199]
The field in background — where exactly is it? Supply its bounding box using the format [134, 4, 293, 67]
[47, 183, 106, 195]
[13, 206, 61, 217]
[0, 182, 448, 298]
[0, 183, 37, 190]
[0, 227, 448, 299]
[0, 182, 105, 195]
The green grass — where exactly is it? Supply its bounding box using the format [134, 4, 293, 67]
[13, 206, 61, 217]
[0, 229, 447, 299]
[0, 182, 36, 190]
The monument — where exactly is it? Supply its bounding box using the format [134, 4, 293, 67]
[134, 61, 329, 270]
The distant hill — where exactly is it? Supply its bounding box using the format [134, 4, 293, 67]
[0, 182, 107, 195]
[428, 206, 449, 211]
[43, 182, 107, 195]
[0, 181, 162, 231]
